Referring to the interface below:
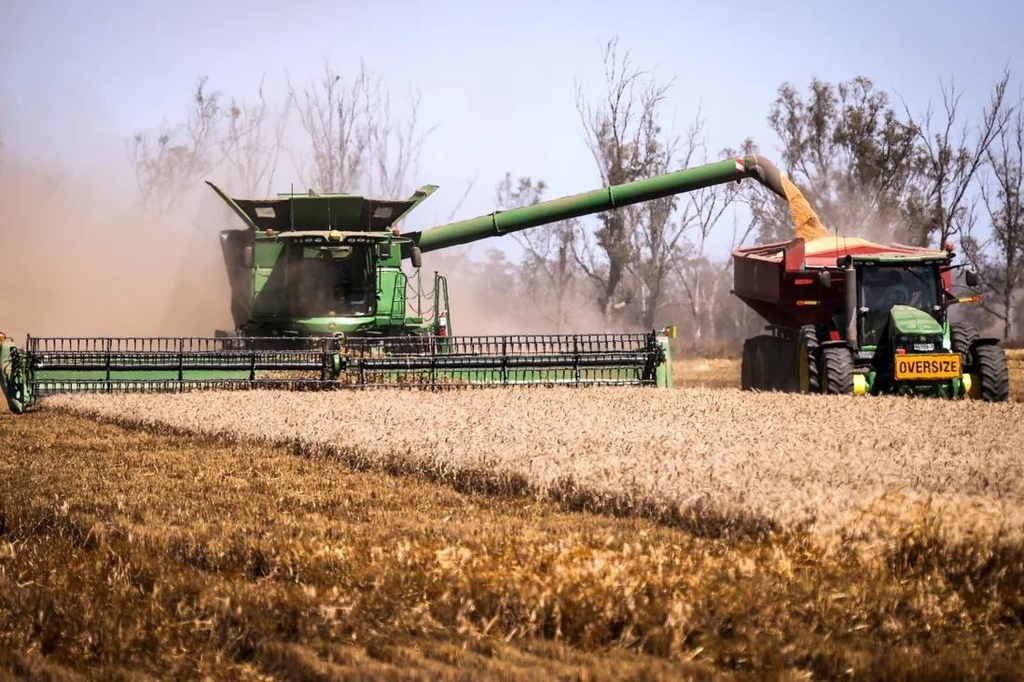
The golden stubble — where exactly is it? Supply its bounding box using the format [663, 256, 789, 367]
[49, 387, 1024, 539]
[4, 398, 1024, 679]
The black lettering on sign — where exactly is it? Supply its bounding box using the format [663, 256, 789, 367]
[895, 355, 960, 378]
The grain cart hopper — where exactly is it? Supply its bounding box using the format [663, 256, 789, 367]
[732, 235, 1009, 400]
[2, 155, 788, 413]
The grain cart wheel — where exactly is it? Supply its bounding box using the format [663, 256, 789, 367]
[753, 338, 770, 390]
[741, 339, 755, 390]
[950, 322, 978, 364]
[973, 344, 1010, 402]
[798, 326, 820, 393]
[819, 347, 854, 395]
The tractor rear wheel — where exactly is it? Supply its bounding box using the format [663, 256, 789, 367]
[798, 326, 820, 393]
[974, 344, 1010, 402]
[820, 347, 854, 395]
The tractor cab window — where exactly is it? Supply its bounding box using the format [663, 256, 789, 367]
[858, 264, 939, 346]
[287, 244, 375, 317]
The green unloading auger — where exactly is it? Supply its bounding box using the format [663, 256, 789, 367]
[406, 155, 785, 255]
[1, 156, 787, 413]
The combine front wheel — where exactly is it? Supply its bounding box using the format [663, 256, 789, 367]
[973, 345, 1010, 402]
[819, 347, 854, 395]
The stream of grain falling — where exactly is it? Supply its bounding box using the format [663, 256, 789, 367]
[781, 175, 829, 240]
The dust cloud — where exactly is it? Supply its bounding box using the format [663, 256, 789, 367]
[420, 250, 621, 336]
[0, 159, 234, 343]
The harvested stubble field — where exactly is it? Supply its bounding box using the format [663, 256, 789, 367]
[2, 354, 1024, 680]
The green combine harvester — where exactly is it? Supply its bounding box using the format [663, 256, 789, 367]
[1, 155, 790, 413]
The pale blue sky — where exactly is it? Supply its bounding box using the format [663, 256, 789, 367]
[2, 0, 1022, 242]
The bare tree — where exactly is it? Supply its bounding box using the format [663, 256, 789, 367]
[364, 83, 435, 197]
[289, 59, 432, 197]
[220, 75, 290, 197]
[631, 113, 746, 334]
[128, 76, 225, 215]
[289, 60, 369, 193]
[748, 77, 919, 244]
[496, 174, 584, 331]
[574, 37, 677, 324]
[901, 71, 1013, 247]
[963, 99, 1024, 339]
[665, 151, 750, 347]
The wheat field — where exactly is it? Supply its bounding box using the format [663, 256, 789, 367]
[2, 354, 1024, 679]
[47, 386, 1024, 539]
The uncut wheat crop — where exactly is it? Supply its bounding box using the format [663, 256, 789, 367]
[50, 387, 1024, 541]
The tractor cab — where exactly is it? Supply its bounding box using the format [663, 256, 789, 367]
[858, 262, 942, 349]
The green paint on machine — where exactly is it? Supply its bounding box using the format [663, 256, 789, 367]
[4, 155, 792, 411]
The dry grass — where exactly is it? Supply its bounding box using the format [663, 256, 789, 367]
[1008, 348, 1024, 400]
[48, 387, 1024, 539]
[675, 347, 1024, 401]
[3, 407, 1024, 680]
[672, 357, 740, 389]
[5, 353, 1024, 679]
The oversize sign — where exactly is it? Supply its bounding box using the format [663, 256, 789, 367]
[894, 354, 961, 381]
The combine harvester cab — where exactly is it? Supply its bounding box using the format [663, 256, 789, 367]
[732, 236, 1009, 400]
[2, 155, 790, 413]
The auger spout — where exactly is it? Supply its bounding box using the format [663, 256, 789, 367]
[407, 155, 786, 254]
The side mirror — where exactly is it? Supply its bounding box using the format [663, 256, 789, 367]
[242, 245, 254, 269]
[816, 270, 832, 289]
[965, 269, 979, 288]
[410, 246, 423, 269]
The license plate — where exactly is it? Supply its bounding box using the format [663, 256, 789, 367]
[894, 353, 961, 380]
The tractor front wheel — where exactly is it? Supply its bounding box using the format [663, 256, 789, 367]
[820, 347, 854, 395]
[950, 322, 978, 365]
[974, 344, 1010, 402]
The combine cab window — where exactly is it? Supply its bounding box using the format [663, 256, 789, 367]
[287, 245, 375, 317]
[859, 264, 939, 346]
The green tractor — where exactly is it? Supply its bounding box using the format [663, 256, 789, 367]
[2, 155, 791, 413]
[732, 235, 1009, 400]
